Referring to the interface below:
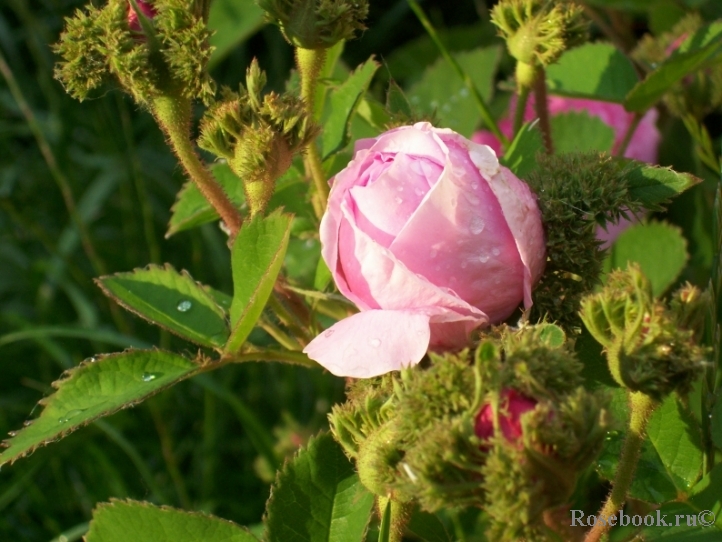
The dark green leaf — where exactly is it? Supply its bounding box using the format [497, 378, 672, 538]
[499, 120, 544, 179]
[86, 499, 259, 542]
[408, 46, 502, 136]
[378, 500, 391, 542]
[208, 0, 265, 69]
[550, 112, 615, 154]
[625, 22, 722, 113]
[711, 391, 722, 450]
[577, 327, 618, 389]
[634, 502, 720, 540]
[647, 395, 704, 492]
[96, 264, 229, 349]
[265, 432, 374, 542]
[225, 210, 293, 354]
[0, 350, 199, 466]
[625, 162, 702, 209]
[167, 163, 245, 237]
[321, 58, 380, 159]
[547, 43, 639, 103]
[406, 507, 452, 542]
[605, 221, 688, 296]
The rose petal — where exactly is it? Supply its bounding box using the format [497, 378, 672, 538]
[303, 310, 431, 377]
[390, 135, 525, 322]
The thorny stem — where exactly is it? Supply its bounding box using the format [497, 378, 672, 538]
[407, 0, 508, 147]
[296, 47, 329, 219]
[533, 67, 554, 154]
[584, 392, 657, 542]
[151, 94, 243, 237]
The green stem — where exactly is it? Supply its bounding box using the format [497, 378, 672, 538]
[584, 392, 657, 542]
[513, 84, 532, 138]
[151, 94, 243, 236]
[407, 0, 507, 147]
[377, 497, 412, 542]
[533, 67, 553, 154]
[296, 47, 329, 219]
[615, 112, 642, 159]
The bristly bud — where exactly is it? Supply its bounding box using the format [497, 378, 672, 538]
[668, 283, 710, 342]
[258, 0, 369, 50]
[491, 0, 588, 89]
[198, 59, 318, 215]
[580, 264, 708, 401]
[54, 0, 215, 106]
[329, 324, 610, 539]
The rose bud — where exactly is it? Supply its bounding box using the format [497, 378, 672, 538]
[127, 0, 156, 33]
[303, 122, 546, 378]
[475, 389, 538, 447]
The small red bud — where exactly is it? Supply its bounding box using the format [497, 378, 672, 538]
[475, 389, 537, 447]
[128, 0, 156, 33]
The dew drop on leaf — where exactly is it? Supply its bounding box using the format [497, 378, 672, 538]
[176, 300, 192, 312]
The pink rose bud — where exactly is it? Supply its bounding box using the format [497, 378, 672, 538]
[475, 389, 538, 446]
[303, 123, 546, 378]
[127, 0, 156, 33]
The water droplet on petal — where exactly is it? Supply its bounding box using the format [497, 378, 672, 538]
[450, 198, 457, 208]
[397, 185, 404, 192]
[492, 247, 500, 257]
[469, 216, 486, 235]
[471, 181, 479, 190]
[395, 197, 403, 204]
[368, 338, 381, 347]
[177, 300, 192, 312]
[466, 193, 480, 205]
[324, 329, 335, 338]
[430, 249, 438, 258]
[479, 253, 490, 263]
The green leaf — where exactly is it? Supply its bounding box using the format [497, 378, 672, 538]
[624, 162, 702, 209]
[225, 210, 293, 354]
[321, 58, 380, 160]
[546, 43, 639, 103]
[0, 350, 199, 466]
[500, 120, 544, 178]
[167, 163, 245, 237]
[550, 112, 615, 154]
[378, 500, 391, 542]
[625, 22, 722, 113]
[264, 432, 374, 542]
[596, 428, 678, 503]
[207, 0, 265, 70]
[86, 499, 259, 542]
[313, 257, 332, 292]
[605, 221, 688, 296]
[406, 507, 453, 542]
[647, 395, 704, 492]
[711, 391, 722, 450]
[577, 327, 618, 389]
[407, 46, 502, 137]
[633, 502, 721, 540]
[96, 264, 229, 349]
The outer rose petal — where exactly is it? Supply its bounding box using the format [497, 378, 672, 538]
[303, 310, 431, 378]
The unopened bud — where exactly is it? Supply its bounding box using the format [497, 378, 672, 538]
[127, 0, 156, 33]
[475, 389, 538, 447]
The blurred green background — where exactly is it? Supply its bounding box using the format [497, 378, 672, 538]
[1, 0, 721, 540]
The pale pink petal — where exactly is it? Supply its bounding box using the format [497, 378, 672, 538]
[480, 163, 546, 310]
[303, 310, 432, 377]
[391, 135, 525, 323]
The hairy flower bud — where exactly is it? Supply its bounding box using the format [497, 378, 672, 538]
[475, 389, 537, 446]
[127, 0, 156, 33]
[259, 0, 369, 50]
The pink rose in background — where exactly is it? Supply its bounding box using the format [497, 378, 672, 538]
[303, 123, 546, 378]
[475, 389, 538, 447]
[128, 0, 156, 32]
[472, 97, 661, 247]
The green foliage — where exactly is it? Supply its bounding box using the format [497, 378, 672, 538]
[0, 350, 200, 466]
[96, 264, 229, 348]
[226, 211, 293, 354]
[550, 111, 615, 154]
[546, 43, 639, 103]
[86, 499, 259, 542]
[321, 58, 379, 159]
[605, 221, 688, 296]
[264, 432, 375, 542]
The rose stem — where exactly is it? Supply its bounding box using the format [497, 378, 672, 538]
[584, 391, 657, 542]
[151, 94, 243, 237]
[407, 0, 508, 148]
[533, 67, 554, 154]
[296, 47, 329, 220]
[513, 83, 531, 138]
[377, 497, 412, 542]
[615, 112, 643, 158]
